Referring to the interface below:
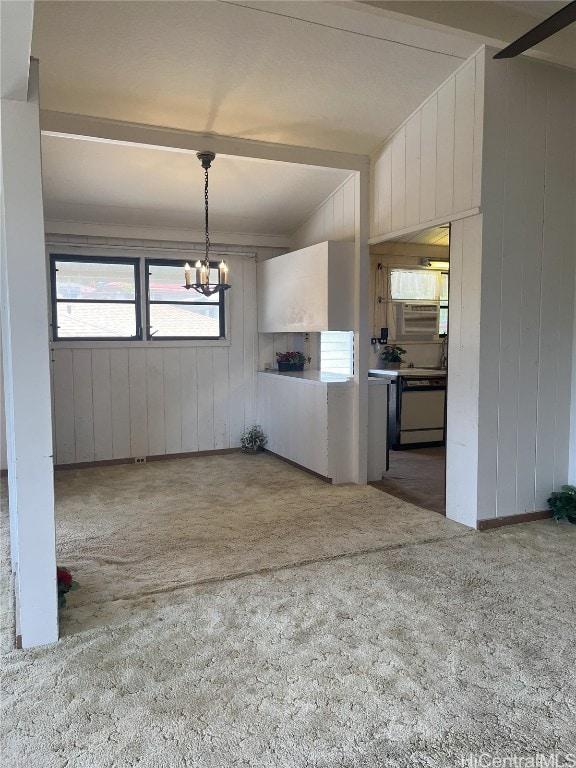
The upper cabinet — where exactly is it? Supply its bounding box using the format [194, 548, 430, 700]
[257, 241, 354, 332]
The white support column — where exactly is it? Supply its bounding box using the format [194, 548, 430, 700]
[0, 59, 58, 648]
[352, 162, 371, 483]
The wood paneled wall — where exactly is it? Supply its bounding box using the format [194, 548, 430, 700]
[445, 214, 482, 528]
[49, 245, 260, 466]
[0, 330, 6, 470]
[371, 49, 484, 241]
[290, 175, 356, 250]
[476, 55, 576, 520]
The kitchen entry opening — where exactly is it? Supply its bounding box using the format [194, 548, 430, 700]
[370, 223, 450, 517]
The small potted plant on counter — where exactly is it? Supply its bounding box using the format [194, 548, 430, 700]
[380, 344, 406, 370]
[276, 351, 311, 372]
[548, 485, 576, 524]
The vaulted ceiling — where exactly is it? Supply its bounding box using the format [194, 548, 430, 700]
[31, 1, 575, 240]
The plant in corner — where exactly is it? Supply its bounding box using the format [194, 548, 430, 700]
[57, 566, 80, 609]
[380, 344, 406, 367]
[240, 425, 267, 453]
[547, 485, 576, 524]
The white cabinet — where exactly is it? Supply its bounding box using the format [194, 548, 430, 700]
[257, 241, 354, 332]
[256, 372, 353, 483]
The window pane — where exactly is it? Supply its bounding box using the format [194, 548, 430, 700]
[320, 331, 353, 376]
[439, 307, 449, 336]
[55, 261, 136, 300]
[439, 272, 449, 302]
[148, 263, 219, 303]
[149, 303, 220, 338]
[56, 302, 137, 338]
[391, 269, 438, 300]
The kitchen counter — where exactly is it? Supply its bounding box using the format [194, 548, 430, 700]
[259, 369, 353, 386]
[369, 368, 447, 378]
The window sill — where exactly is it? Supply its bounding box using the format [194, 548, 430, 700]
[50, 338, 231, 350]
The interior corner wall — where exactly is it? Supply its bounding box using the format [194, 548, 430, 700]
[290, 174, 356, 250]
[48, 237, 265, 465]
[570, 256, 576, 484]
[477, 52, 576, 520]
[0, 325, 6, 471]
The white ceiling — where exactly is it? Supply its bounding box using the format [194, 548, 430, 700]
[31, 1, 576, 239]
[388, 225, 450, 247]
[41, 135, 351, 236]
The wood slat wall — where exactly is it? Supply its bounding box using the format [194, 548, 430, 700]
[371, 50, 484, 241]
[445, 214, 482, 528]
[477, 55, 576, 520]
[290, 174, 356, 250]
[50, 250, 258, 465]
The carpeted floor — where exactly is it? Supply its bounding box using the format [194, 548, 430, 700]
[51, 454, 465, 627]
[1, 453, 575, 767]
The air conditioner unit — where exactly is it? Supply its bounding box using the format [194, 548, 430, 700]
[393, 301, 439, 340]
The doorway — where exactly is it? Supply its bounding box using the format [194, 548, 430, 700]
[369, 223, 450, 516]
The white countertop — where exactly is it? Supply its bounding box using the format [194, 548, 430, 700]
[258, 370, 353, 386]
[369, 367, 447, 378]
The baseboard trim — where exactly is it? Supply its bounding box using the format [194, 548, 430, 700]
[264, 449, 332, 484]
[54, 448, 239, 472]
[477, 509, 553, 531]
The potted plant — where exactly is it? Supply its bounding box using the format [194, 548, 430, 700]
[380, 344, 406, 370]
[276, 351, 311, 372]
[57, 566, 80, 609]
[240, 425, 267, 453]
[547, 485, 576, 524]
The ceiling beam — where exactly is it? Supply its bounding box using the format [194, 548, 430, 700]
[0, 0, 34, 101]
[40, 111, 370, 172]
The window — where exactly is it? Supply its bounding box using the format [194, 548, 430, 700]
[50, 255, 227, 342]
[390, 269, 439, 301]
[390, 267, 448, 337]
[439, 272, 449, 336]
[320, 331, 354, 376]
[146, 260, 225, 339]
[51, 256, 141, 340]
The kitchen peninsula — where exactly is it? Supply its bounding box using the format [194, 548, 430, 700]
[257, 369, 353, 483]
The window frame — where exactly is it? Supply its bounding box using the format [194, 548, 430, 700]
[439, 270, 449, 338]
[50, 254, 142, 342]
[388, 266, 449, 338]
[145, 258, 226, 341]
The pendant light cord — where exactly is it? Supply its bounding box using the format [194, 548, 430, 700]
[204, 165, 210, 266]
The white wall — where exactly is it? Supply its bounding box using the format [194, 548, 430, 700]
[370, 46, 576, 526]
[476, 54, 576, 520]
[445, 214, 482, 528]
[1, 61, 58, 647]
[290, 174, 356, 250]
[371, 48, 484, 241]
[47, 237, 276, 465]
[0, 327, 6, 470]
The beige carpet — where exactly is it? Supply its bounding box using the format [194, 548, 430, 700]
[1, 454, 575, 767]
[51, 453, 467, 625]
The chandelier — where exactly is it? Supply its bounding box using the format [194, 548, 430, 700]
[184, 151, 230, 297]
